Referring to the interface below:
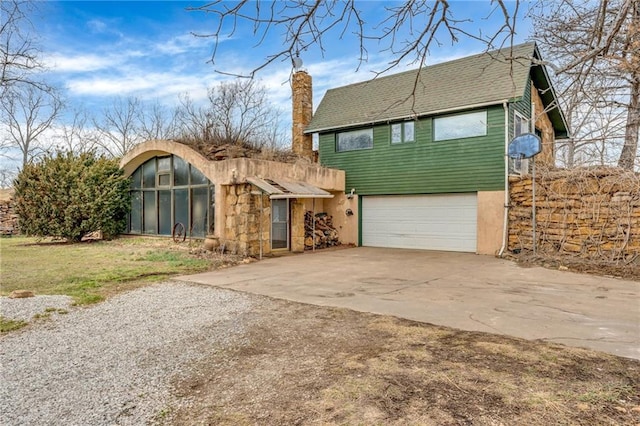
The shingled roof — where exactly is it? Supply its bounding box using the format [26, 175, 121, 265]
[306, 42, 567, 137]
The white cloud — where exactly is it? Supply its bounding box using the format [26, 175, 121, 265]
[154, 33, 212, 55]
[65, 71, 221, 103]
[44, 53, 115, 73]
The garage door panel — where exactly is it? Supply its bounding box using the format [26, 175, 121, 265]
[362, 194, 477, 252]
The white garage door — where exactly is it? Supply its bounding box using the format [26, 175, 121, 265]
[362, 193, 477, 252]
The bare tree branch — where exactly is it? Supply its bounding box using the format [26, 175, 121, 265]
[0, 83, 63, 167]
[0, 0, 49, 99]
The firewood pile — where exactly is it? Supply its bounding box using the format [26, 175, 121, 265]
[304, 211, 340, 250]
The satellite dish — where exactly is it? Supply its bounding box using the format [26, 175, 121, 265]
[508, 133, 542, 159]
[292, 55, 303, 70]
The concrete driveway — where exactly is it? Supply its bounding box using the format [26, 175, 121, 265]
[180, 247, 640, 359]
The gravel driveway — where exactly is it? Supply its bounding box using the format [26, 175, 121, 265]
[0, 282, 257, 425]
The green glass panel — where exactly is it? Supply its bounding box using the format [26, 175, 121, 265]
[190, 165, 208, 185]
[129, 191, 142, 233]
[174, 189, 189, 233]
[208, 186, 215, 234]
[130, 167, 142, 189]
[158, 191, 172, 235]
[173, 156, 189, 186]
[158, 173, 170, 186]
[191, 187, 208, 238]
[157, 156, 171, 171]
[143, 159, 156, 188]
[143, 191, 156, 234]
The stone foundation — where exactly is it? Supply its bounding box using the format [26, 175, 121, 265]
[509, 167, 640, 261]
[222, 184, 269, 257]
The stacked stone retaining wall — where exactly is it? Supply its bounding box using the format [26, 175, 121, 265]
[0, 189, 18, 235]
[509, 167, 639, 262]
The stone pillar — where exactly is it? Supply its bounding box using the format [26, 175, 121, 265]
[292, 71, 313, 161]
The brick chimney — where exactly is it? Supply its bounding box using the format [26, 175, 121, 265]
[292, 70, 313, 161]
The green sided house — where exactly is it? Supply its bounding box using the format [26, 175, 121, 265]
[306, 42, 569, 254]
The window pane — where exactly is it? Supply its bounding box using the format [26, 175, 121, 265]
[191, 187, 208, 238]
[515, 114, 528, 137]
[158, 173, 170, 187]
[157, 157, 171, 171]
[337, 128, 373, 151]
[391, 124, 402, 144]
[143, 159, 156, 188]
[404, 122, 415, 142]
[271, 199, 288, 249]
[209, 186, 215, 234]
[173, 156, 189, 186]
[158, 191, 172, 235]
[434, 110, 487, 141]
[130, 167, 142, 189]
[190, 165, 208, 185]
[174, 189, 189, 233]
[129, 191, 142, 233]
[143, 192, 157, 234]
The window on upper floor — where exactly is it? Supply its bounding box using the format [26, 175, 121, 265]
[510, 111, 531, 175]
[391, 121, 415, 144]
[433, 110, 487, 141]
[336, 128, 373, 152]
[514, 112, 529, 137]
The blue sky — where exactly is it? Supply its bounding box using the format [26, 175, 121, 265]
[35, 1, 532, 116]
[1, 0, 533, 175]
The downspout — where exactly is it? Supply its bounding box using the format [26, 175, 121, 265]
[498, 100, 510, 257]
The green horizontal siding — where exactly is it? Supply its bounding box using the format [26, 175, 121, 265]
[319, 105, 506, 195]
[510, 76, 532, 139]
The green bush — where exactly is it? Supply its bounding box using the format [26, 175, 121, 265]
[14, 152, 130, 242]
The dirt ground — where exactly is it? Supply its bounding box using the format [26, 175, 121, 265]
[165, 291, 639, 426]
[510, 251, 640, 281]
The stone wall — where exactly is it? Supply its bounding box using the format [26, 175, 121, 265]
[221, 184, 307, 256]
[0, 189, 18, 235]
[222, 183, 270, 257]
[509, 167, 640, 261]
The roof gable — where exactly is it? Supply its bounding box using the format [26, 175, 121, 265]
[307, 43, 538, 133]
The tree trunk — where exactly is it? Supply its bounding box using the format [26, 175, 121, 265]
[617, 0, 640, 170]
[566, 139, 576, 168]
[617, 71, 639, 171]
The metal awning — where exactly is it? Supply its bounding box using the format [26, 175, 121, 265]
[247, 177, 334, 199]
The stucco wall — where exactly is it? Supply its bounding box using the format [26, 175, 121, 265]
[477, 190, 505, 255]
[322, 193, 358, 246]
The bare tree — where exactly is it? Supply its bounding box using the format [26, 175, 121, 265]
[52, 109, 100, 155]
[533, 0, 639, 170]
[0, 0, 46, 98]
[93, 96, 144, 158]
[175, 79, 284, 149]
[138, 100, 179, 142]
[0, 168, 16, 188]
[175, 93, 214, 142]
[0, 84, 63, 167]
[190, 1, 519, 77]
